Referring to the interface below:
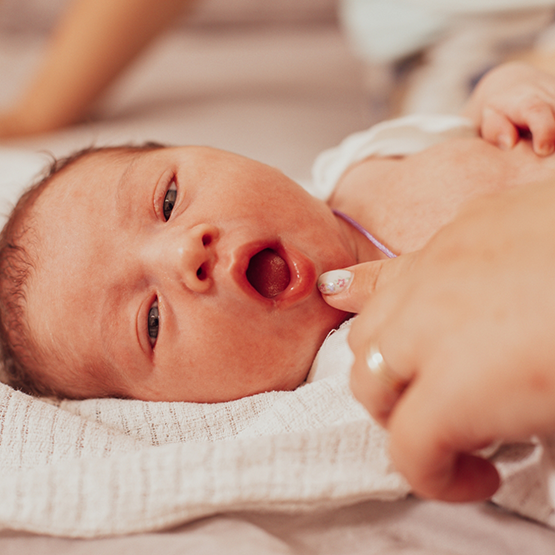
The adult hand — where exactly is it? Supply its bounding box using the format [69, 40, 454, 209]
[318, 181, 555, 502]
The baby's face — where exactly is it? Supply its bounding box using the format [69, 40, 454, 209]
[26, 147, 356, 401]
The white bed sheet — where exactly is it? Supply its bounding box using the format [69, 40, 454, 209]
[2, 499, 555, 555]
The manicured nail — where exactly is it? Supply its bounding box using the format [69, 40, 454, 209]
[318, 270, 353, 295]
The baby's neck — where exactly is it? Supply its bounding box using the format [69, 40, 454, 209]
[331, 208, 390, 265]
[328, 156, 402, 261]
[333, 209, 396, 259]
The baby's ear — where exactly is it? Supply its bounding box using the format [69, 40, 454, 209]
[318, 254, 417, 313]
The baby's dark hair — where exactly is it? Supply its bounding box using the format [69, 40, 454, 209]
[0, 142, 166, 397]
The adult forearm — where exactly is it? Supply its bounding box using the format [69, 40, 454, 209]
[3, 0, 195, 136]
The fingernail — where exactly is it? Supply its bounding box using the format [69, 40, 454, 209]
[496, 134, 513, 150]
[318, 269, 353, 295]
[537, 143, 554, 156]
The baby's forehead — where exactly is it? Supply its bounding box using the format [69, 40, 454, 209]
[53, 148, 146, 185]
[35, 149, 151, 220]
[29, 153, 132, 257]
[42, 144, 234, 199]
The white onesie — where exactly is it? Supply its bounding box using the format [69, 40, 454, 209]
[311, 113, 476, 200]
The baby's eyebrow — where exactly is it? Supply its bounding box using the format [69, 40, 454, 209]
[115, 153, 142, 199]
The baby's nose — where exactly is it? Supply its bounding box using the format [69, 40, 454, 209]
[182, 224, 219, 292]
[166, 223, 219, 293]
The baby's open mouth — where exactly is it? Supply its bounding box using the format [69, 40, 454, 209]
[246, 248, 291, 298]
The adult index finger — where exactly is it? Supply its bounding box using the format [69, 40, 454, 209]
[317, 252, 418, 314]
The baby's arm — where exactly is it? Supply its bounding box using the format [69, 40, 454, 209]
[462, 62, 555, 156]
[0, 0, 193, 138]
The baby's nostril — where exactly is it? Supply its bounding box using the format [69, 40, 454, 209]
[197, 265, 207, 280]
[202, 234, 212, 247]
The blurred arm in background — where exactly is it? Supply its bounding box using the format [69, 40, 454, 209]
[0, 0, 195, 138]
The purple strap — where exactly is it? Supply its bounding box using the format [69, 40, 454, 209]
[333, 209, 397, 259]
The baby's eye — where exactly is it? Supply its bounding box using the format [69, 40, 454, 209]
[163, 180, 177, 221]
[148, 300, 159, 347]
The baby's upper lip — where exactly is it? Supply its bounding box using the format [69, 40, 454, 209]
[231, 240, 316, 307]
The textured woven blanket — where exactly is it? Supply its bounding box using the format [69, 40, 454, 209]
[0, 323, 554, 538]
[0, 325, 411, 537]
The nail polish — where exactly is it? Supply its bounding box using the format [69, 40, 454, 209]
[317, 270, 353, 295]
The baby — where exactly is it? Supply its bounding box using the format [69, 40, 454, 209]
[1, 62, 555, 403]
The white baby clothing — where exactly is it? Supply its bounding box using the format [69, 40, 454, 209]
[310, 113, 476, 201]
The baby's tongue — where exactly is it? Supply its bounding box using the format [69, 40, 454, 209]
[247, 249, 291, 298]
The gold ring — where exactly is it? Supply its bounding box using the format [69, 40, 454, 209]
[366, 343, 406, 392]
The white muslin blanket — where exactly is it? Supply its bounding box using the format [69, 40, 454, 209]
[0, 322, 554, 537]
[1, 321, 554, 538]
[0, 324, 412, 537]
[1, 118, 555, 537]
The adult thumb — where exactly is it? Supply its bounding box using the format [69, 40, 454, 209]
[317, 252, 417, 314]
